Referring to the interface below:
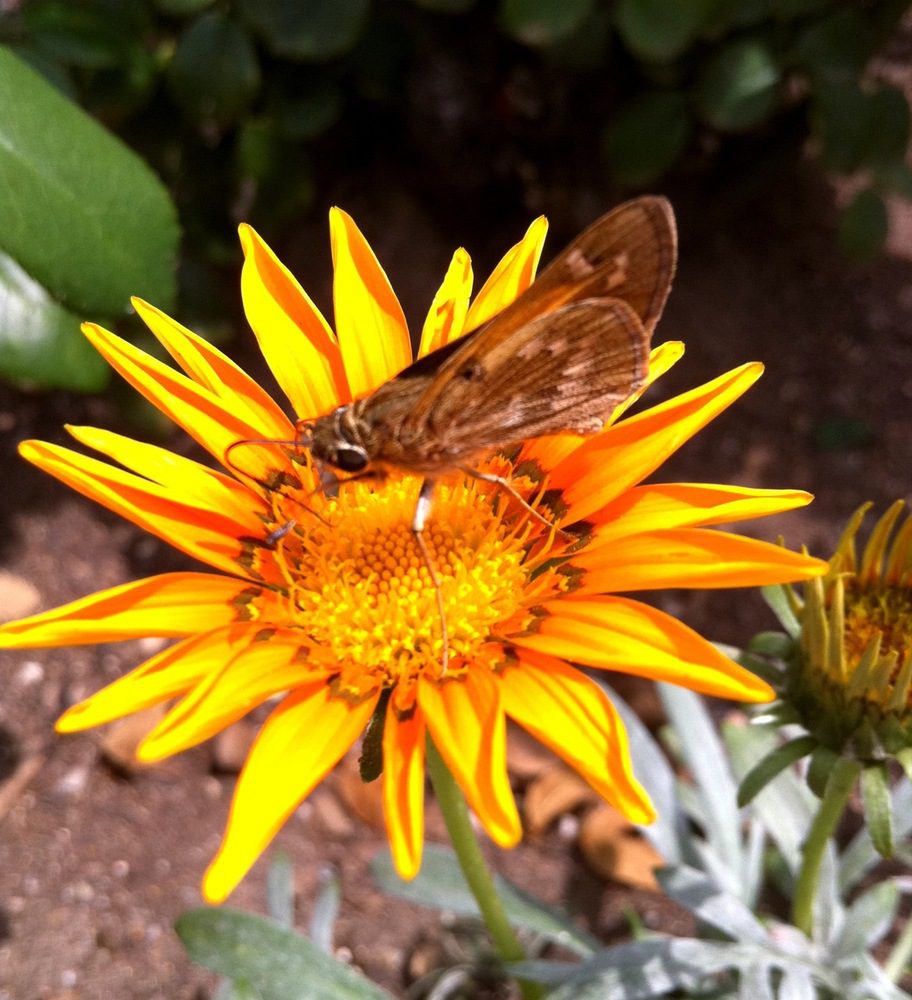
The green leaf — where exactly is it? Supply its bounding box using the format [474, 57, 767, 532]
[864, 86, 911, 170]
[240, 0, 370, 62]
[696, 39, 780, 132]
[410, 0, 477, 10]
[370, 844, 598, 957]
[275, 82, 344, 140]
[834, 879, 900, 955]
[738, 735, 817, 807]
[177, 907, 393, 999]
[23, 1, 129, 69]
[861, 762, 895, 858]
[806, 746, 839, 798]
[656, 865, 768, 944]
[0, 47, 178, 316]
[876, 162, 912, 201]
[761, 584, 801, 639]
[154, 0, 216, 14]
[265, 852, 294, 927]
[793, 9, 875, 82]
[604, 91, 692, 186]
[168, 12, 260, 126]
[838, 189, 888, 264]
[747, 630, 794, 658]
[615, 0, 710, 62]
[499, 0, 595, 48]
[0, 250, 109, 392]
[309, 866, 341, 955]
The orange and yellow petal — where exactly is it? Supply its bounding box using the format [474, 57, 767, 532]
[81, 323, 286, 483]
[329, 208, 412, 397]
[15, 440, 258, 579]
[464, 216, 548, 332]
[383, 708, 427, 880]
[514, 595, 773, 701]
[550, 363, 764, 522]
[132, 297, 293, 440]
[501, 652, 654, 824]
[203, 681, 378, 903]
[0, 572, 273, 648]
[418, 247, 474, 357]
[419, 670, 521, 848]
[571, 528, 827, 593]
[239, 224, 350, 418]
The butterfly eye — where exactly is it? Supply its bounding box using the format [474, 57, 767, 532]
[334, 446, 369, 473]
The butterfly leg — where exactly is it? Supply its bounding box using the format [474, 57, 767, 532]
[459, 466, 572, 541]
[412, 477, 449, 677]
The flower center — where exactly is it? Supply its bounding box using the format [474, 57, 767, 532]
[260, 468, 544, 694]
[844, 583, 912, 678]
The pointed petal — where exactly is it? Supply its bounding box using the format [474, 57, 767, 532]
[464, 216, 548, 331]
[514, 596, 774, 701]
[16, 440, 261, 579]
[383, 707, 426, 881]
[133, 297, 293, 439]
[81, 323, 287, 482]
[571, 528, 829, 592]
[418, 247, 473, 357]
[583, 483, 814, 547]
[501, 653, 654, 823]
[239, 224, 350, 418]
[419, 672, 520, 847]
[550, 363, 764, 521]
[65, 425, 269, 530]
[202, 683, 377, 903]
[140, 635, 319, 760]
[56, 625, 266, 731]
[611, 339, 685, 421]
[0, 572, 273, 648]
[330, 208, 412, 397]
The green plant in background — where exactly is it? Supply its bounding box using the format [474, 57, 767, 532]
[0, 0, 909, 390]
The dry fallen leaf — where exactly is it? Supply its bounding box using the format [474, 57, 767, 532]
[524, 766, 597, 836]
[578, 803, 663, 889]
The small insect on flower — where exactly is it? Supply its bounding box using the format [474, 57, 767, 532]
[246, 197, 678, 672]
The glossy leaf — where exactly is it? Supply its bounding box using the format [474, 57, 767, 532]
[177, 907, 393, 999]
[604, 91, 692, 186]
[240, 0, 370, 62]
[499, 0, 595, 47]
[23, 1, 129, 69]
[0, 250, 109, 392]
[838, 190, 888, 264]
[167, 12, 261, 126]
[615, 0, 709, 62]
[0, 47, 178, 316]
[696, 39, 780, 132]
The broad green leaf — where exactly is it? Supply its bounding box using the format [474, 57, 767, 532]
[793, 9, 875, 82]
[0, 47, 178, 316]
[812, 80, 870, 173]
[806, 745, 838, 798]
[861, 762, 895, 858]
[499, 0, 595, 47]
[696, 39, 780, 132]
[864, 86, 911, 170]
[177, 907, 393, 1000]
[604, 91, 692, 186]
[275, 83, 344, 140]
[838, 189, 888, 264]
[877, 162, 912, 200]
[615, 0, 710, 62]
[167, 12, 261, 126]
[240, 0, 370, 62]
[746, 630, 795, 658]
[0, 250, 109, 392]
[370, 844, 598, 957]
[738, 735, 817, 807]
[23, 1, 130, 69]
[154, 0, 216, 14]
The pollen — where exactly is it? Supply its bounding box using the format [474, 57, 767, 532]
[258, 472, 540, 694]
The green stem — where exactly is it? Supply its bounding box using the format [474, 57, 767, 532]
[426, 738, 543, 1000]
[791, 756, 861, 936]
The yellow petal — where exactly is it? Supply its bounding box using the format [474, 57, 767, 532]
[203, 683, 377, 903]
[514, 596, 774, 701]
[583, 483, 814, 547]
[329, 208, 412, 398]
[0, 572, 266, 648]
[418, 247, 473, 357]
[382, 707, 426, 881]
[464, 216, 548, 331]
[501, 652, 654, 824]
[550, 363, 764, 521]
[239, 224, 350, 418]
[17, 440, 264, 580]
[81, 323, 290, 483]
[610, 339, 685, 421]
[140, 635, 319, 760]
[133, 297, 293, 439]
[419, 671, 520, 847]
[571, 528, 829, 592]
[56, 625, 263, 731]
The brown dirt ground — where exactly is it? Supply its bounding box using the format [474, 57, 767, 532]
[1, 166, 911, 1000]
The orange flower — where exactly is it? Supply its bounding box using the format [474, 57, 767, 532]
[0, 210, 826, 902]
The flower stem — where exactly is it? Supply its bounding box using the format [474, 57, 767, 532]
[426, 737, 543, 1000]
[791, 756, 861, 936]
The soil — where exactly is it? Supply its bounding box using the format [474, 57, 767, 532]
[1, 163, 911, 1000]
